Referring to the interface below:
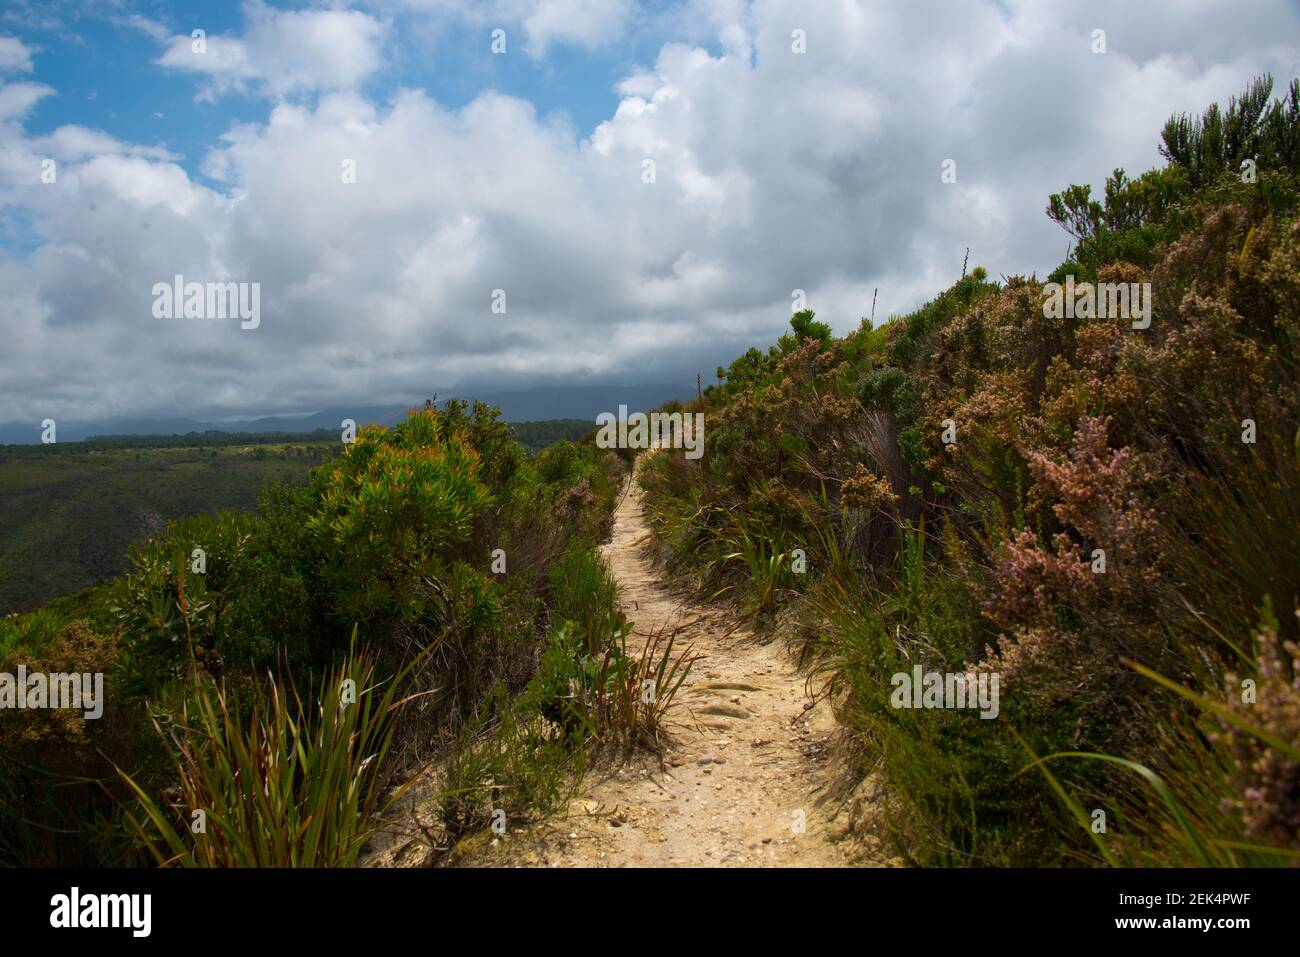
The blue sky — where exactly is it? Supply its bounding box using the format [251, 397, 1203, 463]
[17, 3, 252, 177]
[13, 0, 693, 188]
[1, 1, 1298, 426]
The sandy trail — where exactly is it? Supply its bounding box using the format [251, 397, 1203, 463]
[468, 457, 863, 867]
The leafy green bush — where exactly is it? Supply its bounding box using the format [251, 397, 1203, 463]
[305, 408, 494, 630]
[110, 511, 255, 697]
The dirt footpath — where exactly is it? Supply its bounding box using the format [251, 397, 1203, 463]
[465, 463, 883, 867]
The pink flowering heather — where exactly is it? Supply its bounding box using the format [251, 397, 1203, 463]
[982, 529, 1094, 634]
[1215, 612, 1300, 852]
[1026, 415, 1160, 581]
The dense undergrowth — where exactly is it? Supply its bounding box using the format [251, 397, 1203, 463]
[0, 400, 689, 866]
[640, 75, 1300, 867]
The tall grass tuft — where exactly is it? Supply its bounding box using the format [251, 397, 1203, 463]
[717, 513, 790, 624]
[562, 620, 696, 749]
[117, 634, 423, 867]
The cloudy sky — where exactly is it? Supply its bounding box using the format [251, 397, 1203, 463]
[2, 0, 1298, 426]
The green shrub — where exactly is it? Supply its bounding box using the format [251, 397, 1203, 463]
[547, 545, 619, 648]
[110, 511, 255, 697]
[0, 606, 68, 657]
[305, 409, 494, 631]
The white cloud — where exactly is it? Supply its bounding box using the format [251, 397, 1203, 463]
[381, 0, 635, 57]
[0, 35, 34, 73]
[157, 1, 388, 100]
[0, 80, 51, 119]
[517, 0, 634, 55]
[121, 14, 171, 43]
[2, 0, 1299, 425]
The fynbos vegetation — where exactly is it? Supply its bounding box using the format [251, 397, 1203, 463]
[639, 75, 1300, 867]
[0, 400, 694, 866]
[1, 18, 1295, 886]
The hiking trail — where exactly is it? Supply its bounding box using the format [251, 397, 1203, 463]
[460, 454, 884, 867]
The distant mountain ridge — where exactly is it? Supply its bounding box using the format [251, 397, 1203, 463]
[0, 382, 689, 444]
